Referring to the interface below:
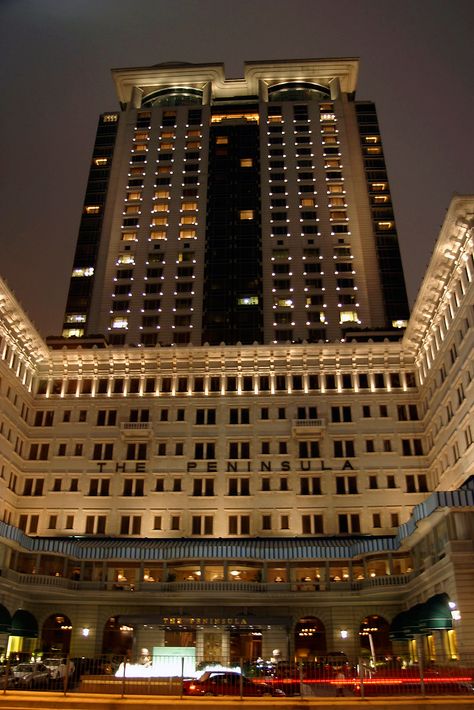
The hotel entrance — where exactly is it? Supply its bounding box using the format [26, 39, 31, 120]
[229, 629, 262, 663]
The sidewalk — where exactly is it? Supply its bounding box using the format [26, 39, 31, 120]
[1, 692, 474, 710]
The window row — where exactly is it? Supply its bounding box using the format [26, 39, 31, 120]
[26, 436, 425, 461]
[21, 472, 428, 497]
[16, 510, 402, 536]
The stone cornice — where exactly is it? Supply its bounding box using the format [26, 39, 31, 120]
[403, 195, 474, 357]
[0, 277, 49, 367]
[112, 57, 359, 105]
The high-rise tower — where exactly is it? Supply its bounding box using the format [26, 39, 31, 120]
[64, 58, 409, 346]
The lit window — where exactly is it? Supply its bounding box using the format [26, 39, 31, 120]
[159, 142, 174, 150]
[133, 143, 148, 152]
[392, 319, 408, 329]
[150, 230, 167, 240]
[340, 311, 358, 323]
[371, 182, 387, 191]
[239, 210, 254, 220]
[238, 296, 259, 305]
[216, 136, 228, 144]
[65, 314, 86, 323]
[116, 254, 135, 265]
[62, 328, 84, 338]
[111, 317, 128, 329]
[300, 197, 316, 207]
[154, 190, 170, 199]
[327, 184, 344, 194]
[268, 115, 282, 123]
[373, 195, 389, 203]
[179, 229, 197, 239]
[85, 205, 100, 214]
[72, 267, 94, 277]
[134, 131, 149, 141]
[94, 157, 108, 166]
[186, 129, 201, 138]
[212, 112, 259, 124]
[180, 215, 197, 225]
[126, 191, 142, 202]
[152, 203, 169, 213]
[378, 221, 394, 230]
[365, 136, 379, 143]
[124, 205, 140, 214]
[366, 146, 382, 154]
[103, 113, 118, 122]
[121, 231, 137, 242]
[151, 217, 168, 226]
[186, 141, 201, 149]
[275, 298, 293, 307]
[181, 201, 198, 211]
[240, 158, 253, 167]
[160, 131, 174, 139]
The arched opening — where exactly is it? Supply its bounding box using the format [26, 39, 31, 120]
[359, 615, 392, 659]
[102, 617, 133, 656]
[41, 613, 72, 654]
[268, 81, 330, 102]
[142, 87, 203, 107]
[8, 609, 38, 660]
[294, 616, 327, 661]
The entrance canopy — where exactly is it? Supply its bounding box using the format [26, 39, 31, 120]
[11, 609, 38, 638]
[0, 604, 12, 634]
[389, 593, 452, 640]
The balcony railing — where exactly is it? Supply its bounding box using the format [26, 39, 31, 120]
[292, 418, 325, 434]
[120, 422, 152, 439]
[1, 569, 414, 594]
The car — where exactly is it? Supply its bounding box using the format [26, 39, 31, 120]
[43, 658, 74, 680]
[12, 662, 51, 688]
[183, 670, 284, 696]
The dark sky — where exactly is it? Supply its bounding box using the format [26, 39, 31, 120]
[1, 0, 472, 337]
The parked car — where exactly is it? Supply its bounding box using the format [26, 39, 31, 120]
[183, 670, 284, 696]
[12, 662, 51, 688]
[43, 658, 74, 680]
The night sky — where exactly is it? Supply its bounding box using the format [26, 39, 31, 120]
[1, 0, 472, 337]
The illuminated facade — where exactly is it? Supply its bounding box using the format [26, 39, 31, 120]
[0, 56, 472, 668]
[0, 196, 472, 663]
[64, 59, 409, 346]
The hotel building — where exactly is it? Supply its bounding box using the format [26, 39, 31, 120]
[0, 59, 472, 668]
[64, 58, 409, 346]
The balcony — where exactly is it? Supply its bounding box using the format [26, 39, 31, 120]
[292, 418, 325, 435]
[120, 422, 152, 440]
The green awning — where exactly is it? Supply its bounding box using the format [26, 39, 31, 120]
[390, 594, 453, 639]
[419, 593, 453, 631]
[0, 605, 12, 634]
[401, 603, 426, 637]
[10, 609, 38, 638]
[389, 610, 414, 640]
